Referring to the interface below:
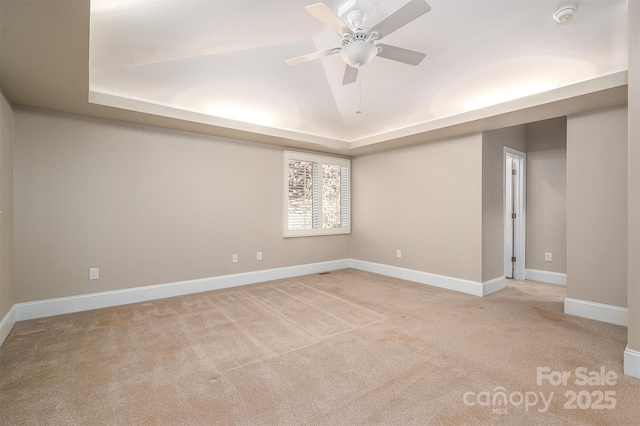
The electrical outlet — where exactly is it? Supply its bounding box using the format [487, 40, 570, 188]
[545, 252, 553, 262]
[232, 254, 238, 263]
[396, 250, 402, 258]
[89, 267, 99, 280]
[257, 251, 262, 261]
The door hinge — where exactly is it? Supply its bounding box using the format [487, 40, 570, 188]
[512, 169, 517, 175]
[511, 256, 517, 262]
[512, 213, 517, 219]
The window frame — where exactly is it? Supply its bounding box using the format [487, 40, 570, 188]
[283, 150, 351, 238]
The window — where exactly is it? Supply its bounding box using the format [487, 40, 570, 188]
[284, 150, 350, 237]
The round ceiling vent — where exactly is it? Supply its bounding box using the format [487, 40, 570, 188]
[554, 5, 577, 24]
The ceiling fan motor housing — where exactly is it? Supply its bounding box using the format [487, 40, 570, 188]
[342, 30, 376, 46]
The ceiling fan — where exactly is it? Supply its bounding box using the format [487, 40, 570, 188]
[286, 0, 431, 85]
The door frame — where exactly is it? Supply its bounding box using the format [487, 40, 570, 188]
[504, 147, 526, 280]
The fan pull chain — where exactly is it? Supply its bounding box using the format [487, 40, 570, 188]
[356, 65, 363, 114]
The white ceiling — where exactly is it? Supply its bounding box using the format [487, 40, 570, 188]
[0, 0, 629, 155]
[88, 0, 628, 146]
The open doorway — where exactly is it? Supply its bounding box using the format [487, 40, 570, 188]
[504, 148, 526, 280]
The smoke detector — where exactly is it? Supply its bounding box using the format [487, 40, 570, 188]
[553, 5, 576, 24]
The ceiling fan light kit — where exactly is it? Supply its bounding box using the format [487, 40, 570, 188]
[286, 0, 431, 85]
[340, 39, 381, 68]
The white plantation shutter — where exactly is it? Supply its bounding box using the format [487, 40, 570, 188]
[322, 164, 340, 229]
[340, 165, 350, 228]
[287, 160, 317, 230]
[312, 162, 320, 229]
[284, 151, 350, 237]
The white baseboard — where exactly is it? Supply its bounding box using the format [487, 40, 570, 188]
[0, 305, 16, 348]
[349, 259, 504, 297]
[564, 297, 628, 326]
[482, 276, 506, 296]
[525, 269, 567, 285]
[15, 259, 351, 321]
[10, 258, 505, 323]
[624, 346, 640, 379]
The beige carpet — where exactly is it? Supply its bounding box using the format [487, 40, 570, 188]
[1, 269, 639, 425]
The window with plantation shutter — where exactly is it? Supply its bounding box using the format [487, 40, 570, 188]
[284, 151, 351, 237]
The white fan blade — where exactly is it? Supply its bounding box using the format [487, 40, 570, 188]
[376, 44, 426, 66]
[306, 3, 351, 37]
[285, 47, 340, 65]
[370, 0, 431, 39]
[342, 65, 359, 85]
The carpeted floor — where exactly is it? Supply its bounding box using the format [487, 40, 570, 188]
[1, 269, 638, 425]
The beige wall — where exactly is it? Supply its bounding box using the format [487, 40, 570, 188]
[7, 104, 634, 312]
[481, 125, 527, 281]
[351, 134, 483, 282]
[0, 92, 14, 318]
[13, 109, 349, 302]
[566, 107, 628, 308]
[525, 117, 567, 273]
[628, 0, 640, 352]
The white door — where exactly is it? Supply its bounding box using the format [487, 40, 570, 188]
[504, 148, 526, 280]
